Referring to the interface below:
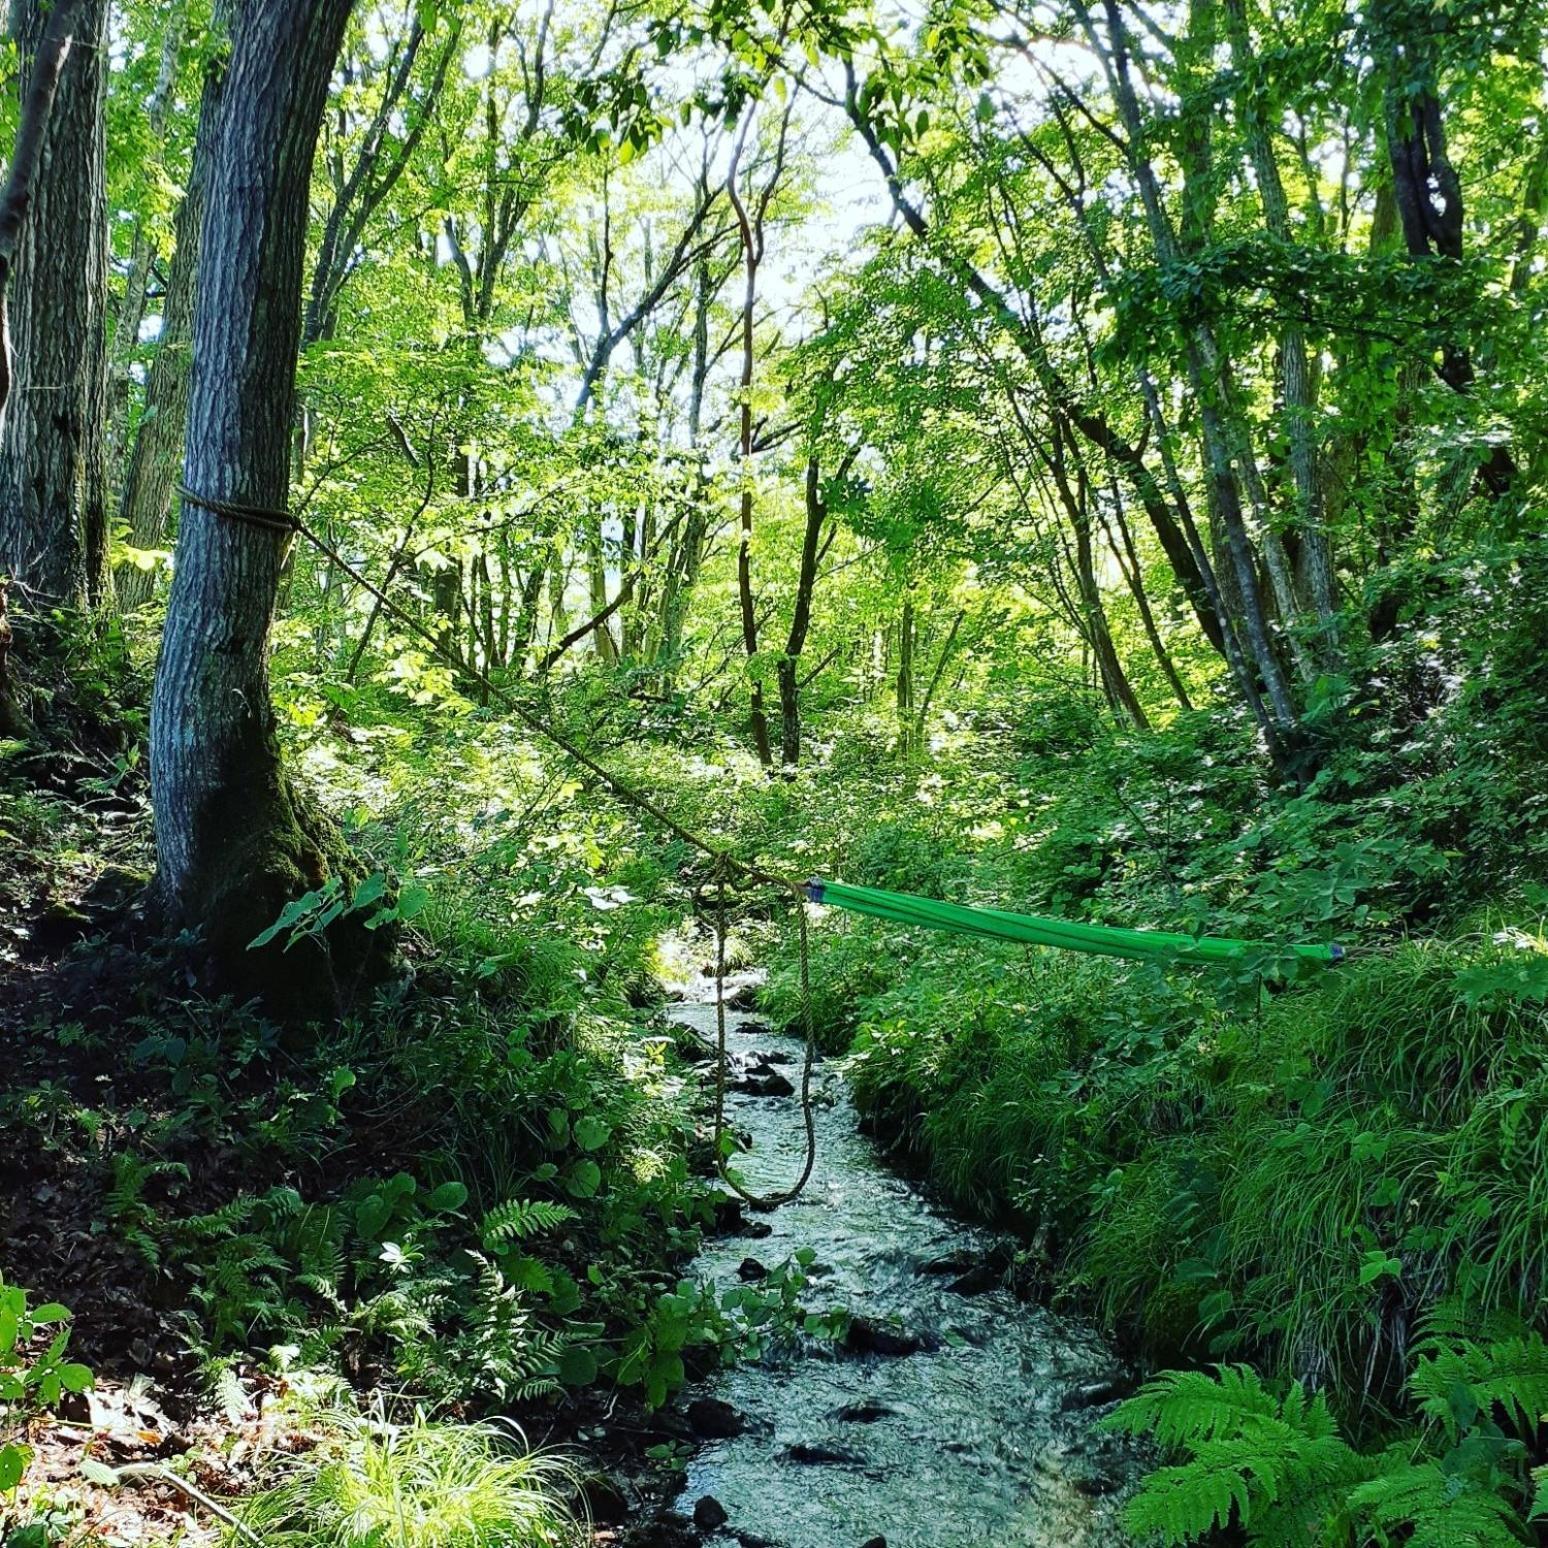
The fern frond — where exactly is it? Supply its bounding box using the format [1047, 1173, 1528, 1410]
[1117, 1366, 1366, 1545]
[1349, 1460, 1528, 1548]
[1124, 1460, 1250, 1544]
[1409, 1334, 1548, 1439]
[1108, 1365, 1282, 1448]
[479, 1198, 578, 1247]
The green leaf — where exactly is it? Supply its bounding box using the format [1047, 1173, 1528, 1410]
[356, 1194, 391, 1240]
[564, 1159, 602, 1199]
[59, 1363, 93, 1394]
[0, 1443, 29, 1492]
[573, 1115, 612, 1152]
[427, 1181, 469, 1212]
[557, 1346, 599, 1386]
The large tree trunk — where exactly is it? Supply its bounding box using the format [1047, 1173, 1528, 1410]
[0, 0, 109, 607]
[116, 2, 230, 610]
[149, 0, 366, 1011]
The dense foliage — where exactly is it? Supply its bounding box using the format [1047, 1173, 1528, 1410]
[4, 0, 1548, 1539]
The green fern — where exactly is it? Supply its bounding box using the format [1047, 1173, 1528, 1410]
[1107, 1365, 1295, 1447]
[107, 1152, 190, 1266]
[1349, 1461, 1527, 1547]
[1111, 1367, 1367, 1544]
[1409, 1332, 1548, 1439]
[479, 1198, 577, 1248]
[1115, 1347, 1548, 1546]
[1122, 1457, 1249, 1543]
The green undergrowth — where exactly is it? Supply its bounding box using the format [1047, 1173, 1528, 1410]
[751, 691, 1548, 1542]
[227, 1395, 582, 1548]
[768, 921, 1548, 1538]
[2, 693, 777, 1511]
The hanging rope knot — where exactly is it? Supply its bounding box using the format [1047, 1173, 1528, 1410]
[178, 484, 300, 535]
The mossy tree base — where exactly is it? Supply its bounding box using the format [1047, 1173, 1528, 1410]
[151, 747, 393, 1021]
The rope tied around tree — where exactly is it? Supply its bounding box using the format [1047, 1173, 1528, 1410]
[181, 481, 825, 1207]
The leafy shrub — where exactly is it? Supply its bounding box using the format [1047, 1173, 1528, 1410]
[0, 1281, 90, 1503]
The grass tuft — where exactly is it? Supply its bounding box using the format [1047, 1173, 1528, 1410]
[231, 1409, 579, 1548]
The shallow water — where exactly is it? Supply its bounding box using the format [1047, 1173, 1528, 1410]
[666, 981, 1142, 1548]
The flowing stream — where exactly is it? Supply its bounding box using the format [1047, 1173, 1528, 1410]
[663, 975, 1143, 1548]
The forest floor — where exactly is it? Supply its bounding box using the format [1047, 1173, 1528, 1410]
[0, 750, 707, 1546]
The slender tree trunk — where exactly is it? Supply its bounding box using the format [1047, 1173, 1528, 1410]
[1099, 476, 1193, 711]
[117, 5, 230, 609]
[1042, 426, 1149, 730]
[728, 154, 772, 767]
[776, 455, 827, 766]
[1378, 15, 1516, 494]
[1073, 503, 1148, 729]
[658, 259, 716, 685]
[845, 74, 1227, 661]
[895, 594, 915, 757]
[107, 12, 181, 500]
[914, 609, 965, 746]
[1223, 0, 1337, 648]
[1084, 0, 1304, 752]
[149, 0, 366, 1007]
[0, 0, 109, 607]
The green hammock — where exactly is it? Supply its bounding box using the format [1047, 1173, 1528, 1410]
[803, 878, 1344, 967]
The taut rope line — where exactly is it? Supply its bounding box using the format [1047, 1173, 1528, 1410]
[180, 483, 822, 1208]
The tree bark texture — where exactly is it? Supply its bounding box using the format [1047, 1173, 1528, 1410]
[116, 1, 230, 609]
[0, 0, 109, 606]
[149, 0, 363, 1008]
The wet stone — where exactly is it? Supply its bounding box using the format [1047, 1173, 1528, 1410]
[918, 1252, 977, 1277]
[710, 1198, 773, 1240]
[1071, 1469, 1124, 1498]
[833, 1401, 895, 1424]
[1059, 1376, 1133, 1411]
[736, 1257, 767, 1281]
[845, 1317, 938, 1357]
[785, 1442, 864, 1465]
[733, 1070, 795, 1098]
[693, 1495, 730, 1531]
[621, 1510, 696, 1548]
[946, 1262, 1001, 1297]
[687, 1397, 746, 1439]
